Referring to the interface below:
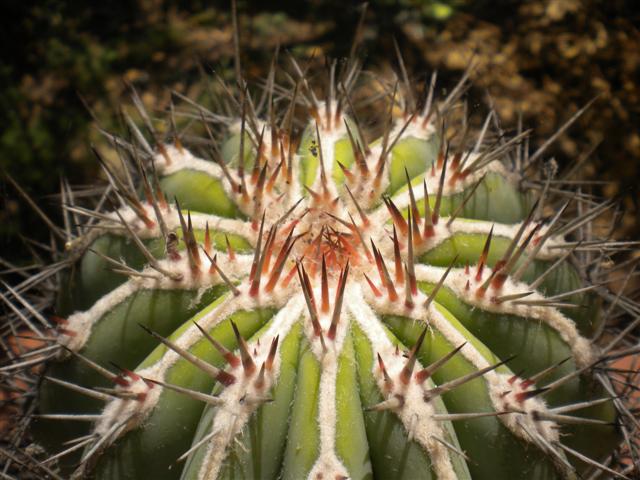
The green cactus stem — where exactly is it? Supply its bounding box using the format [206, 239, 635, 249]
[19, 47, 632, 480]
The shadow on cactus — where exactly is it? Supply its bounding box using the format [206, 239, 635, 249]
[7, 26, 638, 480]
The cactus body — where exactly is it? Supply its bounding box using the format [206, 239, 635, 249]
[31, 64, 625, 480]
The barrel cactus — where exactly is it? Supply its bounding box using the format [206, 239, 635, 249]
[12, 42, 636, 480]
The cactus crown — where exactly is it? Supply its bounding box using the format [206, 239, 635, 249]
[3, 11, 637, 480]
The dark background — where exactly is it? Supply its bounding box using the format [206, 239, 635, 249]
[1, 0, 639, 264]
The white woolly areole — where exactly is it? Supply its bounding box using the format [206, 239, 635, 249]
[389, 113, 436, 143]
[368, 208, 566, 263]
[349, 285, 459, 480]
[155, 144, 223, 179]
[383, 152, 517, 209]
[196, 295, 304, 480]
[60, 253, 253, 353]
[99, 204, 253, 242]
[61, 279, 144, 352]
[304, 283, 353, 480]
[306, 342, 350, 480]
[489, 373, 560, 445]
[92, 375, 161, 439]
[88, 285, 294, 459]
[413, 264, 594, 367]
[156, 139, 302, 224]
[137, 284, 291, 383]
[363, 281, 563, 449]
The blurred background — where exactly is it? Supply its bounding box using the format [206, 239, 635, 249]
[1, 0, 639, 264]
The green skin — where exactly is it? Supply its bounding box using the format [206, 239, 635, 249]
[36, 286, 228, 456]
[188, 322, 303, 480]
[416, 284, 617, 469]
[419, 233, 601, 336]
[160, 170, 242, 219]
[58, 229, 251, 314]
[383, 309, 564, 480]
[400, 170, 530, 224]
[387, 136, 441, 195]
[352, 322, 471, 480]
[37, 128, 619, 479]
[298, 127, 356, 189]
[92, 303, 276, 479]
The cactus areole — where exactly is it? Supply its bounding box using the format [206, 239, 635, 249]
[31, 58, 628, 480]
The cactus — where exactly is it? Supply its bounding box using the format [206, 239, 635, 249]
[5, 19, 637, 480]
